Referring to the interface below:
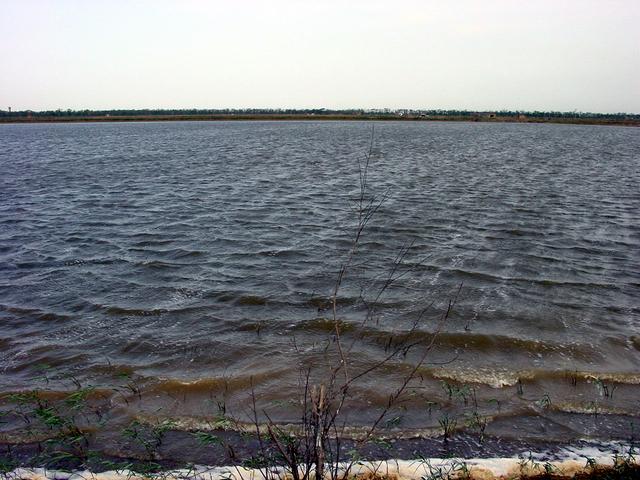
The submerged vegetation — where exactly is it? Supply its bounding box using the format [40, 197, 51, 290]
[2, 370, 637, 477]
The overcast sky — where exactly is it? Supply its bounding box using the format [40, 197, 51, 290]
[1, 0, 639, 113]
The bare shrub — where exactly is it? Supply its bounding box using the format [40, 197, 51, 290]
[246, 128, 461, 480]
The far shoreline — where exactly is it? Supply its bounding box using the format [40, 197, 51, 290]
[1, 113, 639, 127]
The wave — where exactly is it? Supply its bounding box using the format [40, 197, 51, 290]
[550, 401, 636, 416]
[136, 260, 184, 269]
[87, 364, 640, 400]
[130, 239, 175, 247]
[0, 387, 114, 406]
[284, 317, 598, 359]
[434, 267, 623, 291]
[422, 366, 640, 388]
[144, 369, 290, 397]
[128, 247, 206, 259]
[209, 292, 398, 309]
[209, 291, 270, 306]
[84, 299, 215, 317]
[103, 305, 168, 316]
[0, 304, 72, 322]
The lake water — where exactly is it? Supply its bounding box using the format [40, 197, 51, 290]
[1, 121, 639, 454]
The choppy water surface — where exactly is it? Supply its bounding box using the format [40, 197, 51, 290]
[1, 121, 639, 450]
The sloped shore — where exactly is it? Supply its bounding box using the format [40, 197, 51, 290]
[4, 452, 639, 480]
[2, 440, 638, 479]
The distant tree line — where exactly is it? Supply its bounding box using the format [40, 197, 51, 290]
[0, 108, 638, 120]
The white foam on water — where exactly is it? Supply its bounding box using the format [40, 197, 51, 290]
[430, 366, 520, 388]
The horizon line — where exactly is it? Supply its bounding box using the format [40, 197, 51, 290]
[2, 107, 640, 116]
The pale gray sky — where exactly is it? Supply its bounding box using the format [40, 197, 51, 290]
[1, 0, 639, 113]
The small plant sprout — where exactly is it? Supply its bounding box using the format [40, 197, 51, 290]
[486, 398, 501, 412]
[592, 376, 617, 399]
[438, 413, 457, 442]
[464, 411, 487, 443]
[370, 437, 392, 450]
[543, 461, 558, 475]
[441, 381, 455, 400]
[384, 415, 402, 428]
[536, 393, 551, 410]
[65, 386, 95, 410]
[518, 451, 542, 475]
[425, 400, 439, 416]
[584, 455, 598, 469]
[122, 419, 174, 460]
[192, 431, 223, 446]
[34, 363, 53, 384]
[568, 369, 578, 387]
[440, 382, 470, 405]
[418, 457, 469, 480]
